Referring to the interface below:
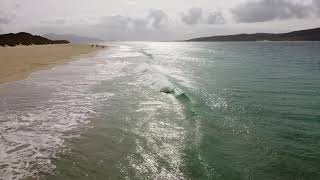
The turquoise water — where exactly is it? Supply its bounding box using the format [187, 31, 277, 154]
[0, 42, 320, 179]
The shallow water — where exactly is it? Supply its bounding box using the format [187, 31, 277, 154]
[0, 42, 320, 180]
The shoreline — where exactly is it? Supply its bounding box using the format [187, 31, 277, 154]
[0, 44, 106, 84]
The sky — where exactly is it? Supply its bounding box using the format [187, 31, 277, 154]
[0, 0, 320, 41]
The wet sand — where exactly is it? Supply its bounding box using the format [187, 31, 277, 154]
[0, 44, 103, 83]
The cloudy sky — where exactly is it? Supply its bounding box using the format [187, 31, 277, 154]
[1, 0, 320, 41]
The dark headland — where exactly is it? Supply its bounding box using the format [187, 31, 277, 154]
[0, 32, 70, 47]
[186, 27, 320, 42]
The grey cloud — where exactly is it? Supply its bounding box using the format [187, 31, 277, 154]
[97, 15, 131, 29]
[182, 8, 203, 25]
[315, 0, 320, 8]
[97, 15, 147, 31]
[314, 0, 320, 15]
[0, 13, 13, 33]
[232, 0, 312, 23]
[131, 18, 148, 29]
[31, 9, 172, 41]
[207, 12, 225, 24]
[0, 0, 20, 26]
[96, 9, 168, 31]
[53, 19, 67, 24]
[148, 9, 168, 28]
[0, 16, 11, 24]
[90, 9, 171, 40]
[93, 14, 170, 41]
[182, 7, 225, 25]
[41, 18, 67, 25]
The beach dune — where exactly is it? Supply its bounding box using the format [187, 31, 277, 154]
[0, 44, 101, 83]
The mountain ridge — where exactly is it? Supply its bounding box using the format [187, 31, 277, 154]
[186, 27, 320, 42]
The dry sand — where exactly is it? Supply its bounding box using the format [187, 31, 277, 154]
[0, 44, 103, 84]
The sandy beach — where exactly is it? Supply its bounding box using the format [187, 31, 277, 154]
[0, 44, 102, 83]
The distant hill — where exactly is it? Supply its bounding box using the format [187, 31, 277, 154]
[187, 27, 320, 42]
[0, 32, 70, 47]
[43, 33, 101, 43]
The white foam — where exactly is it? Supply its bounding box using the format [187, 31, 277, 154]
[135, 63, 175, 93]
[0, 49, 119, 180]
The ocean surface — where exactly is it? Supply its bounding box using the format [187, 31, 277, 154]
[0, 42, 319, 180]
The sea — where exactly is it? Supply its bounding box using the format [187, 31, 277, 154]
[0, 42, 319, 180]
